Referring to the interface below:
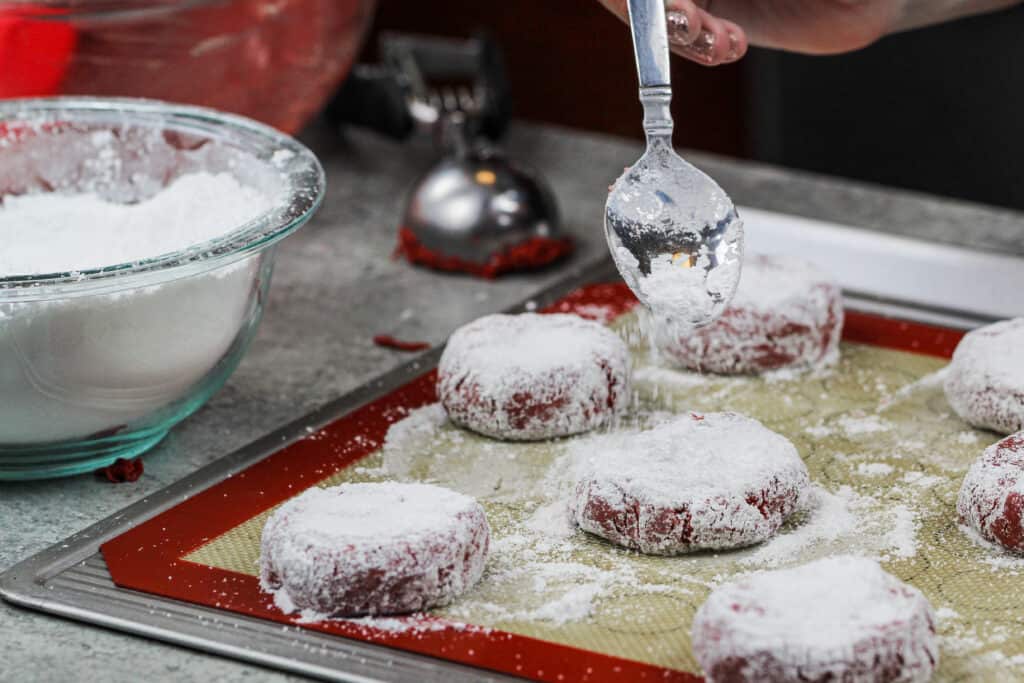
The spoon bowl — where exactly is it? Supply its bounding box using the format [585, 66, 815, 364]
[606, 0, 743, 332]
[606, 140, 743, 330]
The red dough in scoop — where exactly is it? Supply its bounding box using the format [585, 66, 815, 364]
[656, 254, 843, 375]
[958, 432, 1024, 553]
[259, 483, 490, 616]
[438, 313, 631, 441]
[569, 412, 809, 554]
[692, 556, 938, 683]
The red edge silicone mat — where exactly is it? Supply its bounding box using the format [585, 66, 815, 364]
[101, 283, 965, 683]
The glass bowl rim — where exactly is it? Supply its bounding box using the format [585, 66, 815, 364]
[0, 96, 326, 302]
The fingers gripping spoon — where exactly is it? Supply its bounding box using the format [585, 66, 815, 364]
[605, 0, 743, 332]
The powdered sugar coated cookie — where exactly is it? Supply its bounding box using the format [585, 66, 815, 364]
[958, 431, 1024, 553]
[692, 555, 938, 682]
[569, 412, 809, 554]
[945, 318, 1024, 435]
[438, 313, 630, 440]
[655, 254, 843, 375]
[260, 482, 490, 616]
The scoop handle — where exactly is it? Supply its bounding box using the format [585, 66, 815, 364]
[627, 0, 672, 89]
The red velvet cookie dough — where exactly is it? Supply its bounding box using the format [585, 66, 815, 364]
[259, 483, 490, 617]
[958, 431, 1024, 553]
[396, 227, 573, 279]
[655, 254, 843, 375]
[692, 556, 939, 683]
[438, 313, 630, 441]
[945, 318, 1024, 435]
[569, 412, 809, 554]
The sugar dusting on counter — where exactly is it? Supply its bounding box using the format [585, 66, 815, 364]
[0, 172, 273, 275]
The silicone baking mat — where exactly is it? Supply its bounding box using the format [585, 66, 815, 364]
[100, 283, 1022, 683]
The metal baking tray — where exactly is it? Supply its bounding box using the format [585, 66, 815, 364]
[3, 207, 1023, 683]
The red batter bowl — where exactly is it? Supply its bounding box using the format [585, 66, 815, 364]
[0, 0, 376, 133]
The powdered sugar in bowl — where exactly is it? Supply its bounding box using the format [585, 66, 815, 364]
[0, 98, 324, 479]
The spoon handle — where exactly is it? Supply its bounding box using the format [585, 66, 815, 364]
[627, 0, 672, 89]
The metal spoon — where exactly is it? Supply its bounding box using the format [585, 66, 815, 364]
[605, 0, 743, 332]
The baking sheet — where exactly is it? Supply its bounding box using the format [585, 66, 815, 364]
[177, 295, 1022, 681]
[4, 206, 1024, 683]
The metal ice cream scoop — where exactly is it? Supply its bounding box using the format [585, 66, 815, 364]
[605, 0, 743, 331]
[401, 97, 563, 274]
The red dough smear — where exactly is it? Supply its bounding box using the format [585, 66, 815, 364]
[395, 227, 573, 279]
[373, 334, 431, 352]
[97, 457, 144, 483]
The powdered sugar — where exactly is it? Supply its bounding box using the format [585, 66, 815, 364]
[260, 483, 490, 616]
[635, 249, 737, 333]
[0, 170, 278, 444]
[692, 556, 938, 682]
[437, 313, 631, 440]
[569, 412, 809, 554]
[0, 172, 273, 276]
[736, 483, 919, 568]
[444, 517, 683, 627]
[857, 462, 895, 477]
[878, 367, 949, 410]
[945, 318, 1024, 434]
[738, 485, 856, 567]
[960, 521, 1024, 571]
[383, 403, 448, 453]
[804, 413, 893, 440]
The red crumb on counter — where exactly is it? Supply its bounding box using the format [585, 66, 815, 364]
[394, 227, 573, 279]
[98, 457, 144, 483]
[373, 335, 431, 352]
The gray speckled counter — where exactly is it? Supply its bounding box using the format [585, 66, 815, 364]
[1, 121, 1022, 683]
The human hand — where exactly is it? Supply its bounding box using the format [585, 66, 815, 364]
[598, 0, 1020, 66]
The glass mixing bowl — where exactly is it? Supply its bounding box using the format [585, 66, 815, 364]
[0, 0, 376, 133]
[0, 97, 325, 479]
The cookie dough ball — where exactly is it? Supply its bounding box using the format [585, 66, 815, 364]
[945, 318, 1024, 435]
[260, 482, 490, 616]
[656, 254, 843, 375]
[570, 412, 809, 554]
[692, 556, 938, 682]
[958, 431, 1024, 553]
[438, 313, 630, 440]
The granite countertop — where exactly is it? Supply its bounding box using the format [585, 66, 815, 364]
[1, 121, 1022, 682]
